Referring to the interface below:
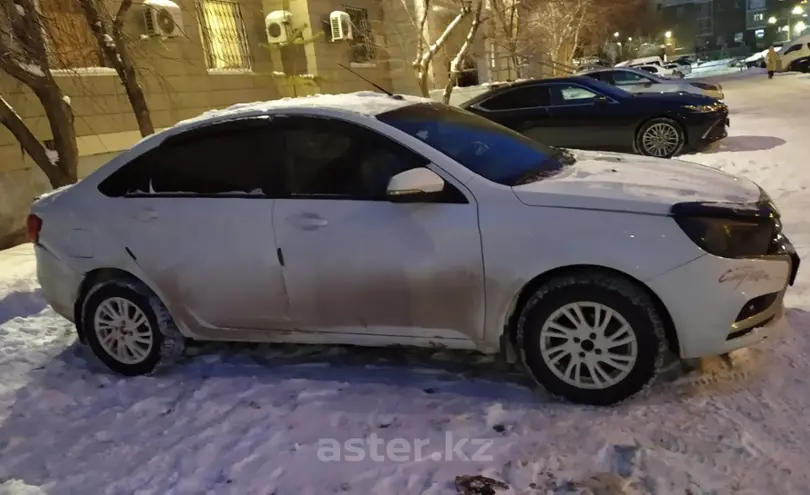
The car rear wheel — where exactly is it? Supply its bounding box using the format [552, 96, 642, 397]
[636, 117, 684, 158]
[515, 272, 666, 405]
[81, 279, 185, 375]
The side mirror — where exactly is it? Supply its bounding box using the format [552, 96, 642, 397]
[643, 82, 652, 88]
[386, 167, 445, 201]
[594, 95, 610, 104]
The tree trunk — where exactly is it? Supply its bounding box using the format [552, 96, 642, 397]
[413, 3, 469, 97]
[442, 0, 484, 104]
[79, 0, 154, 137]
[0, 95, 71, 188]
[34, 86, 79, 186]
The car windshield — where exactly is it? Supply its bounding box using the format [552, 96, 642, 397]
[377, 102, 574, 186]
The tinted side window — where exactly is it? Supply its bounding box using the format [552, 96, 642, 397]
[783, 44, 802, 54]
[548, 84, 600, 106]
[98, 119, 280, 197]
[274, 116, 450, 201]
[479, 85, 550, 110]
[612, 71, 649, 85]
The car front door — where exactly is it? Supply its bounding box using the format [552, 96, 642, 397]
[609, 70, 657, 94]
[98, 118, 291, 334]
[544, 82, 625, 149]
[270, 115, 485, 342]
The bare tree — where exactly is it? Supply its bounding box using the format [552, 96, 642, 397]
[411, 0, 473, 97]
[78, 0, 154, 137]
[0, 0, 77, 187]
[441, 0, 485, 103]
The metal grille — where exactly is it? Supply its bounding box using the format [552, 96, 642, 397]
[344, 6, 375, 63]
[197, 0, 252, 70]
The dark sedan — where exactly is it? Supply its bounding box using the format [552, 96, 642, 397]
[459, 76, 729, 158]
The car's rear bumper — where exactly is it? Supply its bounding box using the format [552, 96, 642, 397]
[646, 246, 798, 359]
[35, 245, 82, 323]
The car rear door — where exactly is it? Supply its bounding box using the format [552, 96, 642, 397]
[97, 118, 291, 334]
[466, 84, 561, 145]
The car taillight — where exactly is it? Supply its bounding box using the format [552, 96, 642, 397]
[27, 214, 42, 243]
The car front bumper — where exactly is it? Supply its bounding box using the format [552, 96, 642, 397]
[646, 238, 799, 359]
[685, 110, 729, 147]
[35, 245, 82, 323]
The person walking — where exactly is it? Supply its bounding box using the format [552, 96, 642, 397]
[766, 45, 778, 79]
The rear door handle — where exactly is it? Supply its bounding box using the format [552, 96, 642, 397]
[289, 213, 328, 230]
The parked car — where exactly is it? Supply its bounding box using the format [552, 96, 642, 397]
[583, 67, 724, 100]
[745, 43, 784, 68]
[29, 92, 800, 405]
[460, 76, 729, 158]
[777, 35, 810, 72]
[665, 61, 692, 77]
[636, 64, 684, 78]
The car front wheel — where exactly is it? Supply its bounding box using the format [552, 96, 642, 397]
[636, 117, 685, 158]
[515, 272, 667, 405]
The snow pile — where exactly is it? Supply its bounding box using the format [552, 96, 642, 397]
[2, 73, 810, 493]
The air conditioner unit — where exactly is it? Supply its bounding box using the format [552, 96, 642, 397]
[265, 10, 292, 44]
[144, 0, 182, 38]
[329, 11, 353, 41]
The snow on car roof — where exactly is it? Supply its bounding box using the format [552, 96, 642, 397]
[175, 91, 432, 128]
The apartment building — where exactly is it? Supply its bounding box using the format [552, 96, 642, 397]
[746, 0, 810, 47]
[657, 0, 746, 52]
[0, 0, 493, 246]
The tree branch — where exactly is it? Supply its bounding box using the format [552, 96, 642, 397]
[0, 94, 69, 187]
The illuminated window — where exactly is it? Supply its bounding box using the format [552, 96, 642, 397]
[198, 0, 252, 70]
[38, 0, 108, 69]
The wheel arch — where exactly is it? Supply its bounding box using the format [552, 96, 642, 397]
[73, 268, 153, 343]
[501, 264, 679, 359]
[635, 114, 688, 147]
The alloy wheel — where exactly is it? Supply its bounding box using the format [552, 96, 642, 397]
[641, 123, 680, 157]
[93, 296, 154, 364]
[538, 301, 638, 390]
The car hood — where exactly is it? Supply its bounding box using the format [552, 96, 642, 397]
[511, 150, 762, 215]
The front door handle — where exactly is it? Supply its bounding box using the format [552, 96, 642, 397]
[289, 213, 328, 230]
[132, 207, 159, 222]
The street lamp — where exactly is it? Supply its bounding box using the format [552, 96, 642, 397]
[665, 31, 672, 38]
[768, 16, 778, 24]
[614, 32, 620, 38]
[792, 5, 803, 15]
[628, 37, 633, 41]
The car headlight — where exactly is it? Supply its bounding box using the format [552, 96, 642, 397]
[674, 216, 775, 258]
[683, 104, 716, 112]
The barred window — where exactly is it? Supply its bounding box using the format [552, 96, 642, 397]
[38, 0, 107, 69]
[344, 6, 375, 64]
[198, 0, 252, 70]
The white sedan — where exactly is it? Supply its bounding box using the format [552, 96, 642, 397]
[30, 92, 799, 405]
[584, 67, 724, 100]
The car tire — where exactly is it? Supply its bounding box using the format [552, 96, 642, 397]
[515, 272, 666, 405]
[636, 117, 685, 158]
[81, 279, 185, 376]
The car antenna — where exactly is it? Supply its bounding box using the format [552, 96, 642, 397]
[338, 63, 404, 100]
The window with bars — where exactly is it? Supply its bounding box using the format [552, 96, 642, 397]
[344, 6, 375, 64]
[38, 0, 108, 69]
[197, 0, 252, 71]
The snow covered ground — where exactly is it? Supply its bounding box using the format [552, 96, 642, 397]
[2, 71, 810, 494]
[685, 58, 746, 79]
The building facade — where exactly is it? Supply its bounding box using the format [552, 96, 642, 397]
[0, 0, 497, 246]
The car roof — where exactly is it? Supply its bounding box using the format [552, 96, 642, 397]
[459, 75, 623, 108]
[172, 91, 430, 131]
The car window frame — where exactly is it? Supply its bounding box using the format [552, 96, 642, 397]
[546, 82, 616, 107]
[269, 114, 471, 204]
[97, 116, 282, 199]
[610, 70, 654, 86]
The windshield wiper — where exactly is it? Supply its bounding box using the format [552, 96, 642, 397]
[511, 148, 576, 186]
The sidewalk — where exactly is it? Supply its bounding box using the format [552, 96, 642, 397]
[0, 243, 36, 282]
